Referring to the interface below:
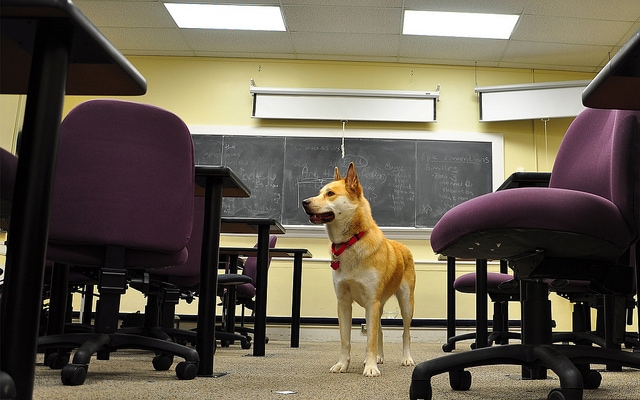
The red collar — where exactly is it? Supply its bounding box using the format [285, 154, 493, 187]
[330, 231, 366, 270]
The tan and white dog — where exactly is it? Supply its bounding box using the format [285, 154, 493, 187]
[302, 162, 416, 377]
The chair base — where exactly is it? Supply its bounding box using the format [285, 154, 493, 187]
[442, 330, 521, 352]
[37, 332, 199, 385]
[410, 344, 640, 400]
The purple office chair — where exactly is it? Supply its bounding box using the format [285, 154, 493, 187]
[36, 99, 199, 386]
[218, 234, 278, 345]
[411, 108, 640, 400]
[443, 266, 521, 352]
[142, 195, 253, 350]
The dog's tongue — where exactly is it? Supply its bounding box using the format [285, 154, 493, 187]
[309, 212, 334, 224]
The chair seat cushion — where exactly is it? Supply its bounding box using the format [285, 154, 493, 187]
[47, 242, 188, 269]
[431, 187, 633, 261]
[453, 272, 518, 295]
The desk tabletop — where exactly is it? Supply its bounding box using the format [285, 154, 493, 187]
[220, 247, 312, 258]
[582, 28, 640, 110]
[1, 0, 146, 95]
[497, 172, 551, 190]
[195, 165, 251, 198]
[221, 217, 286, 235]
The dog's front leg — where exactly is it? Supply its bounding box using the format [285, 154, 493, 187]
[363, 302, 382, 377]
[330, 297, 352, 373]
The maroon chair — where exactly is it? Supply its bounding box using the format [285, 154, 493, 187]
[37, 99, 199, 386]
[222, 234, 278, 344]
[412, 108, 640, 400]
[143, 196, 253, 350]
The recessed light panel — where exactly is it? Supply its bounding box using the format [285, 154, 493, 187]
[403, 10, 519, 39]
[164, 3, 286, 31]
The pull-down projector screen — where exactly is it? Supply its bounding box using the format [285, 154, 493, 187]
[476, 80, 590, 122]
[250, 86, 439, 122]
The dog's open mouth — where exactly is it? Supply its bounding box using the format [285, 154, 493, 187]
[308, 212, 335, 224]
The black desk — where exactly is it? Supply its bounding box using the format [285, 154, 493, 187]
[220, 218, 286, 356]
[0, 1, 145, 398]
[194, 166, 250, 377]
[219, 247, 312, 349]
[582, 28, 640, 110]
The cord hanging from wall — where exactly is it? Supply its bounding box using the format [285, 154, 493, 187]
[542, 118, 550, 170]
[340, 119, 347, 158]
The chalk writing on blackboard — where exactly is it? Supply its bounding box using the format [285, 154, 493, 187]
[193, 134, 493, 228]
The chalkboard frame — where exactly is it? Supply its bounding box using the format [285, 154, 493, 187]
[190, 126, 504, 238]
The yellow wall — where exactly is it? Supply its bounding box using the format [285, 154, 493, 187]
[1, 57, 604, 331]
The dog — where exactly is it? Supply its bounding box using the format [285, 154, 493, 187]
[302, 162, 416, 377]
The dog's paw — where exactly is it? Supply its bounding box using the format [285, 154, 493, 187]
[362, 364, 381, 377]
[330, 360, 350, 373]
[376, 355, 384, 365]
[401, 356, 415, 367]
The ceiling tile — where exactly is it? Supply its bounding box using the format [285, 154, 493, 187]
[98, 27, 190, 52]
[502, 41, 612, 69]
[523, 0, 640, 21]
[399, 36, 509, 63]
[74, 0, 175, 28]
[291, 32, 399, 58]
[283, 5, 402, 34]
[513, 15, 635, 46]
[181, 30, 295, 54]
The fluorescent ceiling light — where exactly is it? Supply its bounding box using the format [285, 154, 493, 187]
[403, 10, 518, 39]
[164, 3, 286, 31]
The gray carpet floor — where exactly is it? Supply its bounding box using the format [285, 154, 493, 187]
[33, 339, 639, 399]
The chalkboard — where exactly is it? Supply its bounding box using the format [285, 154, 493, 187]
[416, 141, 493, 227]
[193, 134, 494, 228]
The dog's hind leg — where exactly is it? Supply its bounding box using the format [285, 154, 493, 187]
[330, 297, 352, 373]
[396, 281, 415, 366]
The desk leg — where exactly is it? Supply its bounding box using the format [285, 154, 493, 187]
[446, 257, 456, 345]
[475, 259, 488, 349]
[196, 178, 223, 376]
[0, 21, 71, 400]
[291, 253, 303, 348]
[252, 225, 270, 356]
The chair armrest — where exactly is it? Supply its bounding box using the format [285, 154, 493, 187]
[497, 172, 551, 191]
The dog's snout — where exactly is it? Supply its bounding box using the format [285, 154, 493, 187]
[302, 198, 311, 207]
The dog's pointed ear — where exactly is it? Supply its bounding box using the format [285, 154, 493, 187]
[345, 162, 362, 196]
[334, 167, 342, 181]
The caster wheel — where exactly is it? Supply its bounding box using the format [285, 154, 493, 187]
[409, 381, 432, 400]
[442, 343, 454, 352]
[548, 389, 566, 400]
[470, 343, 477, 350]
[449, 370, 471, 391]
[61, 364, 88, 386]
[221, 340, 231, 348]
[241, 340, 251, 350]
[548, 388, 581, 400]
[582, 370, 602, 390]
[46, 352, 69, 369]
[175, 361, 198, 380]
[265, 337, 269, 344]
[152, 354, 174, 371]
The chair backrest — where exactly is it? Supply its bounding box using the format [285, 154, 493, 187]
[150, 196, 205, 286]
[242, 235, 278, 284]
[48, 99, 194, 267]
[549, 109, 640, 239]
